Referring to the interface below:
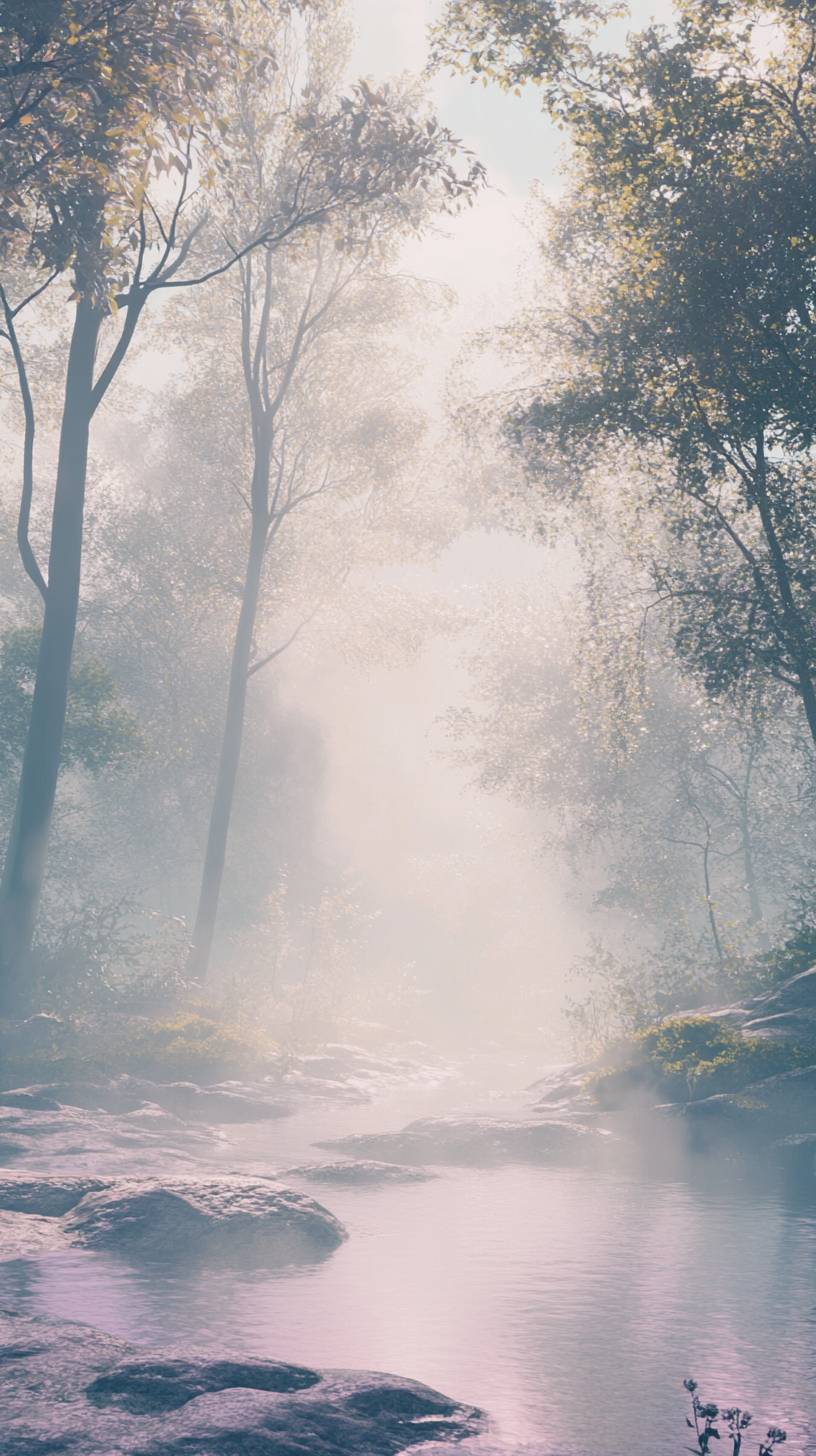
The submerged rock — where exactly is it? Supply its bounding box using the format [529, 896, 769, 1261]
[318, 1114, 604, 1166]
[0, 1310, 483, 1455]
[284, 1160, 437, 1185]
[61, 1175, 346, 1263]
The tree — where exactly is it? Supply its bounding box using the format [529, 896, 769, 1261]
[0, 0, 482, 1011]
[186, 16, 478, 978]
[438, 0, 816, 751]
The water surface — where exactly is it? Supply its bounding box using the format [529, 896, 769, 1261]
[2, 1075, 814, 1454]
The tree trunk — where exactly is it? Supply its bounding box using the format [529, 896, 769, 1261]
[753, 433, 816, 748]
[187, 517, 268, 981]
[0, 297, 102, 1014]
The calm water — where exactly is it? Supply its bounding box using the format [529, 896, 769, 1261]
[2, 1079, 815, 1454]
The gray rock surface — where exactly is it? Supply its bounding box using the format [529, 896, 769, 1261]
[61, 1175, 347, 1262]
[0, 1174, 347, 1266]
[0, 1310, 483, 1455]
[738, 965, 816, 1045]
[671, 1063, 816, 1139]
[318, 1114, 604, 1166]
[0, 1099, 218, 1174]
[0, 1075, 290, 1123]
[0, 1172, 107, 1215]
[284, 1159, 437, 1185]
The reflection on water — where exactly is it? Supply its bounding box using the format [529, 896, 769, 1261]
[1, 1088, 815, 1454]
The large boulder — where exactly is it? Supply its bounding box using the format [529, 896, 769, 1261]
[318, 1114, 605, 1166]
[0, 1311, 483, 1455]
[61, 1175, 347, 1263]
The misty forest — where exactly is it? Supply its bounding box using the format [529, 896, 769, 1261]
[0, 0, 815, 1452]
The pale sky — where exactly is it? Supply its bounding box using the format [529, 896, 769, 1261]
[348, 0, 558, 323]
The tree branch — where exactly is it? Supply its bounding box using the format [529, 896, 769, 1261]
[0, 283, 47, 600]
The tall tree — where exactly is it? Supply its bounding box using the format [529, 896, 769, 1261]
[438, 0, 816, 748]
[0, 0, 482, 1011]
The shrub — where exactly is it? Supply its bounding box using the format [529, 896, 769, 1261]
[0, 1010, 280, 1087]
[109, 1012, 280, 1079]
[588, 1015, 811, 1106]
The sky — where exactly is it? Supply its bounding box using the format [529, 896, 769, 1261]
[348, 0, 557, 324]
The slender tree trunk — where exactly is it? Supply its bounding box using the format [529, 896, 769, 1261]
[738, 748, 766, 939]
[753, 433, 816, 747]
[0, 297, 101, 1014]
[187, 516, 268, 980]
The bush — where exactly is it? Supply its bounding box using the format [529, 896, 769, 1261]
[0, 1009, 280, 1087]
[116, 1012, 279, 1080]
[587, 1015, 811, 1107]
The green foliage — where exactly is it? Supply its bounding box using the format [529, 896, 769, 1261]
[588, 1014, 812, 1105]
[29, 895, 189, 1014]
[113, 1010, 279, 1079]
[0, 626, 139, 776]
[431, 0, 609, 96]
[0, 1008, 279, 1085]
[755, 904, 816, 984]
[0, 0, 222, 289]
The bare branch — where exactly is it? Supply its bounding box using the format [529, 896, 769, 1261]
[0, 283, 47, 600]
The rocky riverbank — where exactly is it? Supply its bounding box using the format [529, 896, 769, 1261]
[0, 1309, 484, 1456]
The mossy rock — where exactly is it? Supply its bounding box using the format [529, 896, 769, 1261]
[587, 1014, 812, 1108]
[0, 1011, 279, 1086]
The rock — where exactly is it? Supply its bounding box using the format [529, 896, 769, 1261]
[0, 1207, 70, 1257]
[528, 1064, 598, 1115]
[318, 1114, 604, 1166]
[62, 1175, 347, 1263]
[673, 1063, 816, 1140]
[281, 1071, 371, 1104]
[284, 1160, 437, 1185]
[0, 1172, 108, 1216]
[0, 1311, 483, 1455]
[85, 1355, 320, 1413]
[739, 966, 816, 1045]
[3, 1076, 290, 1124]
[0, 1089, 63, 1111]
[122, 1079, 290, 1124]
[0, 1100, 218, 1174]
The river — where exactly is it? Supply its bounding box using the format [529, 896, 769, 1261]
[1, 1062, 814, 1454]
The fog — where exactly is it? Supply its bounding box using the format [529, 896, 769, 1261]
[1, 2, 815, 1453]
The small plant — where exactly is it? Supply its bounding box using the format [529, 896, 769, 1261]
[684, 1379, 787, 1456]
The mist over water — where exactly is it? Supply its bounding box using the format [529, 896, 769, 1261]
[3, 1066, 815, 1455]
[1, 1, 816, 1454]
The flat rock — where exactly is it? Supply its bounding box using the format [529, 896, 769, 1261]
[0, 1100, 218, 1174]
[0, 1310, 482, 1455]
[318, 1114, 603, 1166]
[284, 1160, 437, 1185]
[61, 1175, 347, 1263]
[2, 1076, 290, 1124]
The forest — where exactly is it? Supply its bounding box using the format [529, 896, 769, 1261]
[0, 2, 814, 1454]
